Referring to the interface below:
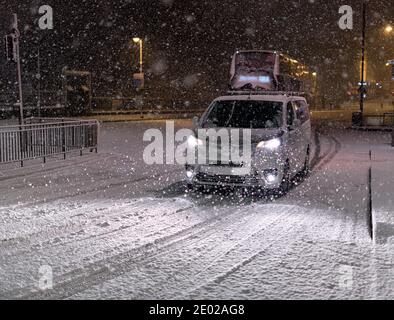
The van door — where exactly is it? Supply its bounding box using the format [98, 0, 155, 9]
[286, 101, 303, 173]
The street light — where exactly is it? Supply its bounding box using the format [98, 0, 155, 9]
[132, 37, 143, 74]
[385, 25, 393, 34]
[359, 0, 367, 123]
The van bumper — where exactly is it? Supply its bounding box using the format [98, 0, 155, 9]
[186, 164, 284, 189]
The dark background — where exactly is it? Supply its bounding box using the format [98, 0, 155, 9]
[0, 0, 393, 106]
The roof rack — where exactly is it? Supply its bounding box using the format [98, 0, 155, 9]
[227, 90, 306, 96]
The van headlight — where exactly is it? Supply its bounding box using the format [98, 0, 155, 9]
[187, 135, 203, 147]
[256, 138, 281, 151]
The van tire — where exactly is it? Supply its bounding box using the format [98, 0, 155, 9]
[301, 147, 310, 177]
[279, 162, 291, 194]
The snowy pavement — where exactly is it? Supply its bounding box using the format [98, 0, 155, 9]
[0, 120, 393, 299]
[371, 143, 394, 244]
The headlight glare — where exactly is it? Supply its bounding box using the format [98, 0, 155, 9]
[187, 135, 203, 147]
[257, 138, 281, 150]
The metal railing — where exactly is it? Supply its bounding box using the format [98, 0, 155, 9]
[0, 118, 99, 166]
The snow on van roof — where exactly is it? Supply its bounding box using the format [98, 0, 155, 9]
[215, 94, 306, 102]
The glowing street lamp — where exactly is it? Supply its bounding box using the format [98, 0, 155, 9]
[132, 37, 143, 73]
[384, 25, 393, 34]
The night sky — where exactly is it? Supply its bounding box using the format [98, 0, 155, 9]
[1, 0, 394, 104]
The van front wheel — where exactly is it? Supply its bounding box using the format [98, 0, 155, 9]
[279, 163, 291, 194]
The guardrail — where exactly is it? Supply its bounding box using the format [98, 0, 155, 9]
[0, 118, 99, 166]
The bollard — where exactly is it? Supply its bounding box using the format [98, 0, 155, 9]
[352, 112, 362, 127]
[392, 127, 394, 147]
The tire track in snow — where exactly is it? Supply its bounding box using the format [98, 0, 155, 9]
[310, 130, 341, 173]
[66, 204, 304, 300]
[186, 204, 373, 300]
[5, 201, 258, 299]
[1, 166, 183, 210]
[76, 204, 306, 300]
[307, 129, 371, 244]
[314, 136, 341, 172]
[11, 201, 297, 299]
[184, 205, 317, 298]
[0, 198, 193, 257]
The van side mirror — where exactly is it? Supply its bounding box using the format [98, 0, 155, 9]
[192, 116, 199, 128]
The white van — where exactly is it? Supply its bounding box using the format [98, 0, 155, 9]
[185, 93, 312, 193]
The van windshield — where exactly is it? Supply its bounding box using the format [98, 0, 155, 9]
[202, 100, 283, 129]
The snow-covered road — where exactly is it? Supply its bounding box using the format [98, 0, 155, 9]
[0, 120, 392, 299]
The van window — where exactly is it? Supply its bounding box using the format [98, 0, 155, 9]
[286, 102, 295, 126]
[294, 100, 310, 124]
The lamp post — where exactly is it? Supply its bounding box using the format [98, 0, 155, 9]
[312, 72, 317, 92]
[312, 72, 318, 108]
[383, 26, 394, 146]
[8, 14, 24, 126]
[359, 0, 367, 123]
[132, 37, 144, 117]
[37, 47, 41, 118]
[133, 37, 143, 74]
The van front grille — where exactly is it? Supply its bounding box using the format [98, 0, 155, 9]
[195, 173, 257, 185]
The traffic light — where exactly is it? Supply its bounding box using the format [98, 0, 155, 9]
[4, 34, 17, 62]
